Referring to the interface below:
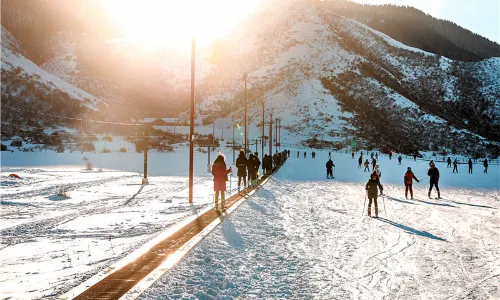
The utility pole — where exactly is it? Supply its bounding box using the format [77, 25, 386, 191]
[269, 111, 273, 156]
[232, 117, 235, 164]
[80, 118, 83, 154]
[188, 37, 195, 204]
[243, 72, 248, 154]
[143, 125, 149, 185]
[255, 138, 258, 153]
[275, 117, 278, 153]
[261, 101, 264, 164]
[278, 118, 281, 151]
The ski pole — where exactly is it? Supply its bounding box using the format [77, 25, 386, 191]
[382, 194, 387, 217]
[362, 191, 367, 216]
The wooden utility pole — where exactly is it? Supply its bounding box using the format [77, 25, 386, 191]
[275, 117, 278, 153]
[188, 37, 195, 204]
[232, 117, 235, 164]
[269, 112, 273, 156]
[261, 101, 264, 164]
[243, 72, 248, 153]
[143, 125, 149, 184]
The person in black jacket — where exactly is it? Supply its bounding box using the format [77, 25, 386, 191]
[447, 157, 452, 168]
[358, 156, 362, 168]
[483, 159, 488, 173]
[428, 162, 440, 199]
[468, 159, 473, 174]
[453, 159, 459, 173]
[365, 173, 383, 217]
[236, 150, 248, 192]
[247, 153, 255, 188]
[252, 152, 261, 186]
[326, 159, 335, 178]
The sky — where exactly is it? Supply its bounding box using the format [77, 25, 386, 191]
[353, 0, 500, 44]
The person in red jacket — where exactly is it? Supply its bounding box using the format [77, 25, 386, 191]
[404, 167, 419, 199]
[212, 155, 232, 209]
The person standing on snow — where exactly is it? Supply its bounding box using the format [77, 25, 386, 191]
[304, 151, 307, 158]
[365, 173, 383, 218]
[358, 156, 363, 168]
[404, 167, 419, 199]
[297, 151, 300, 158]
[352, 152, 355, 159]
[398, 156, 402, 165]
[247, 153, 256, 188]
[312, 151, 316, 159]
[389, 152, 393, 160]
[328, 151, 331, 159]
[428, 162, 441, 199]
[236, 150, 248, 192]
[468, 158, 473, 174]
[413, 153, 417, 161]
[364, 159, 370, 172]
[212, 155, 232, 209]
[483, 159, 488, 173]
[287, 150, 290, 157]
[453, 159, 459, 173]
[371, 158, 377, 171]
[447, 157, 452, 168]
[326, 158, 335, 179]
[252, 152, 261, 186]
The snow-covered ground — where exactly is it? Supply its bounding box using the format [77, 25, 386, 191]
[1, 149, 498, 299]
[0, 148, 242, 299]
[138, 150, 499, 299]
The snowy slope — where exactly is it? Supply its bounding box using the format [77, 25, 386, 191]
[138, 151, 500, 299]
[1, 26, 106, 111]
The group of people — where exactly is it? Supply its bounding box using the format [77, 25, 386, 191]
[212, 149, 289, 209]
[446, 157, 489, 174]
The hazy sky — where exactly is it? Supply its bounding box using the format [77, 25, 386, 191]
[353, 0, 500, 44]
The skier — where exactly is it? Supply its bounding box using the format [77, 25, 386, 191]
[328, 151, 331, 159]
[304, 151, 307, 158]
[483, 159, 488, 173]
[326, 158, 335, 179]
[389, 152, 392, 160]
[398, 156, 402, 165]
[404, 167, 419, 199]
[312, 151, 316, 159]
[468, 158, 473, 174]
[413, 153, 417, 161]
[371, 158, 377, 171]
[364, 159, 370, 172]
[212, 155, 232, 209]
[447, 157, 452, 168]
[297, 151, 300, 158]
[287, 150, 290, 157]
[358, 156, 363, 169]
[365, 173, 383, 218]
[371, 152, 374, 159]
[351, 152, 355, 159]
[236, 150, 248, 193]
[428, 162, 440, 199]
[453, 159, 459, 173]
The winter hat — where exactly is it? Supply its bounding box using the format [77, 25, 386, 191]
[407, 167, 411, 170]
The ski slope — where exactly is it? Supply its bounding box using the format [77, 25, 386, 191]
[138, 151, 500, 299]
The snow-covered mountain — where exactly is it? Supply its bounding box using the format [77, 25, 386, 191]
[188, 0, 499, 155]
[1, 0, 499, 156]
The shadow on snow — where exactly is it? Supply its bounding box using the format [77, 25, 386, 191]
[377, 218, 447, 242]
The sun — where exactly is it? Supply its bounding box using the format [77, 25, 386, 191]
[101, 0, 264, 52]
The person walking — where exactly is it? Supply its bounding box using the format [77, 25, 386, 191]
[447, 157, 452, 168]
[352, 152, 355, 159]
[404, 167, 419, 199]
[468, 158, 473, 174]
[413, 153, 417, 161]
[312, 151, 316, 159]
[326, 158, 335, 179]
[287, 150, 290, 157]
[389, 152, 393, 160]
[252, 152, 261, 186]
[297, 151, 300, 158]
[453, 159, 459, 173]
[398, 156, 402, 165]
[428, 162, 440, 199]
[364, 159, 370, 172]
[328, 151, 331, 159]
[236, 150, 248, 193]
[212, 155, 232, 209]
[358, 156, 363, 169]
[304, 151, 307, 158]
[372, 158, 377, 171]
[483, 159, 488, 173]
[247, 153, 256, 188]
[365, 173, 383, 218]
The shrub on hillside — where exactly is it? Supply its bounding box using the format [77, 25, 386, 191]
[119, 147, 127, 153]
[10, 139, 22, 147]
[101, 148, 111, 153]
[82, 142, 95, 152]
[1, 144, 7, 151]
[102, 135, 113, 142]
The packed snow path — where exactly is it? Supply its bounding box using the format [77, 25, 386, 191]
[139, 154, 499, 299]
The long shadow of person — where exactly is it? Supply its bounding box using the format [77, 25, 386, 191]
[376, 218, 447, 242]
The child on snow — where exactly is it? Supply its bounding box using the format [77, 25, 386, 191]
[365, 173, 383, 218]
[404, 167, 419, 199]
